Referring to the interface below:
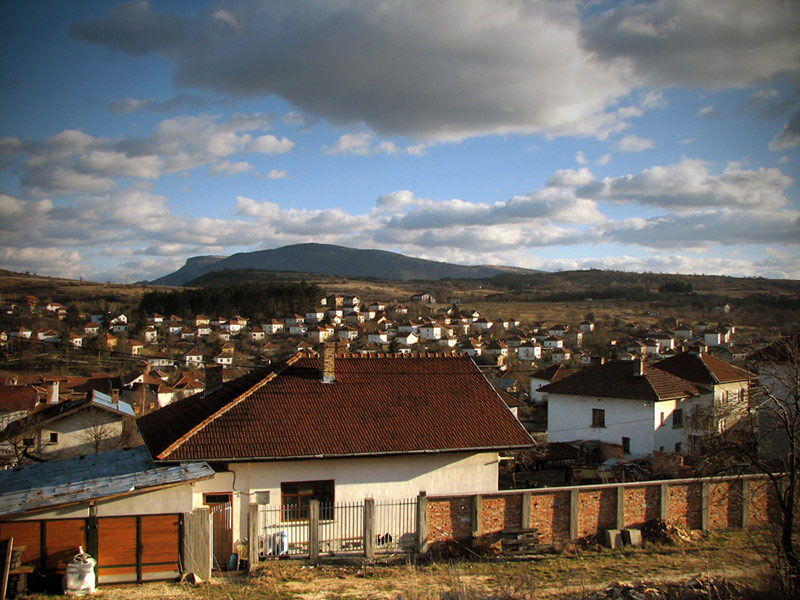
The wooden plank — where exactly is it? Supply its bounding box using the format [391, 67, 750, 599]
[141, 515, 179, 567]
[97, 517, 137, 580]
[44, 519, 86, 571]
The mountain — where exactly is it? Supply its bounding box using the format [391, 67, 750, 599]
[149, 243, 535, 285]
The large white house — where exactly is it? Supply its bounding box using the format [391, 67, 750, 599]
[137, 350, 532, 551]
[542, 353, 753, 456]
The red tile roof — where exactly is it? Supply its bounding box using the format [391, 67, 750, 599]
[539, 360, 704, 402]
[654, 352, 754, 385]
[138, 353, 533, 461]
[0, 385, 41, 412]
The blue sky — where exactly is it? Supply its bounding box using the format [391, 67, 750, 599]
[1, 0, 798, 282]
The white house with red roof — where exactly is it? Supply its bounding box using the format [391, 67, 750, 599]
[137, 350, 532, 550]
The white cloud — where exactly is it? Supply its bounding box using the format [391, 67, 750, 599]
[696, 104, 719, 119]
[210, 160, 254, 176]
[545, 168, 595, 188]
[583, 159, 793, 210]
[617, 135, 654, 152]
[575, 151, 588, 165]
[248, 134, 295, 154]
[262, 169, 288, 180]
[596, 153, 611, 166]
[324, 133, 403, 156]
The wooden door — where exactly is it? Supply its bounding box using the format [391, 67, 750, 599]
[209, 502, 232, 569]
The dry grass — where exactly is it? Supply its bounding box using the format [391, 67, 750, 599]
[16, 529, 773, 600]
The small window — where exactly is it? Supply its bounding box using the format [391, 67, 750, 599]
[22, 437, 34, 446]
[49, 432, 58, 444]
[674, 442, 682, 453]
[591, 408, 605, 428]
[659, 412, 664, 426]
[673, 409, 683, 428]
[622, 437, 631, 454]
[281, 480, 334, 521]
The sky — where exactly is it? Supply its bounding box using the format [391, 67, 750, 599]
[0, 0, 799, 283]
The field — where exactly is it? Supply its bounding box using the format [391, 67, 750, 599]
[18, 529, 775, 599]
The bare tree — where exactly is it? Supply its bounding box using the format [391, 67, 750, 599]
[695, 334, 799, 598]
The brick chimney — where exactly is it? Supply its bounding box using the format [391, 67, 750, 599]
[46, 381, 59, 404]
[321, 343, 335, 383]
[633, 357, 645, 377]
[205, 364, 224, 393]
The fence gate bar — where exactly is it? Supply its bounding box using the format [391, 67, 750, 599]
[258, 497, 418, 560]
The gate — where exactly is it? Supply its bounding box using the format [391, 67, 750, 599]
[209, 502, 232, 569]
[259, 497, 417, 558]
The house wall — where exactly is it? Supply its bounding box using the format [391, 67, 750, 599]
[199, 452, 500, 542]
[36, 408, 125, 458]
[548, 394, 655, 455]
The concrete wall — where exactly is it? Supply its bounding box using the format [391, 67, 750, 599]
[426, 474, 777, 551]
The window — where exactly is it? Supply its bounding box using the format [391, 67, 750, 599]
[674, 442, 682, 453]
[622, 437, 630, 454]
[591, 408, 605, 428]
[672, 409, 683, 428]
[659, 412, 664, 426]
[48, 432, 58, 444]
[281, 480, 334, 521]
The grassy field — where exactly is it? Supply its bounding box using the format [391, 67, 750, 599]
[17, 529, 775, 600]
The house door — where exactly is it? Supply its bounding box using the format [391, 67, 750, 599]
[205, 494, 233, 570]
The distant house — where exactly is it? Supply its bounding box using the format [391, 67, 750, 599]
[1, 391, 137, 461]
[410, 293, 436, 303]
[184, 349, 204, 367]
[308, 325, 335, 344]
[543, 335, 564, 349]
[337, 325, 360, 341]
[262, 319, 285, 334]
[146, 352, 174, 369]
[518, 341, 542, 362]
[579, 320, 595, 333]
[136, 351, 532, 549]
[419, 322, 442, 340]
[542, 360, 706, 455]
[529, 365, 579, 402]
[214, 353, 234, 366]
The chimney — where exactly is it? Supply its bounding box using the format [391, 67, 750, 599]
[205, 364, 224, 393]
[321, 343, 335, 383]
[633, 357, 645, 377]
[46, 381, 59, 404]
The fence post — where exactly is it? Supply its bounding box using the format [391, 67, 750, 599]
[616, 485, 625, 530]
[569, 489, 579, 540]
[701, 482, 710, 531]
[309, 500, 320, 565]
[660, 483, 669, 521]
[471, 495, 483, 538]
[248, 504, 259, 573]
[522, 491, 532, 529]
[416, 491, 428, 556]
[363, 498, 375, 559]
[741, 479, 751, 528]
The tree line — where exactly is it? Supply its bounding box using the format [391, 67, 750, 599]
[138, 281, 324, 320]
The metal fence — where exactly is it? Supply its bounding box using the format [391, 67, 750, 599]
[259, 497, 417, 558]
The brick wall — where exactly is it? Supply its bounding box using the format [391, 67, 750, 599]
[426, 474, 777, 550]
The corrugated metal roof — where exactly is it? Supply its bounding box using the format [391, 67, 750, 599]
[0, 445, 214, 517]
